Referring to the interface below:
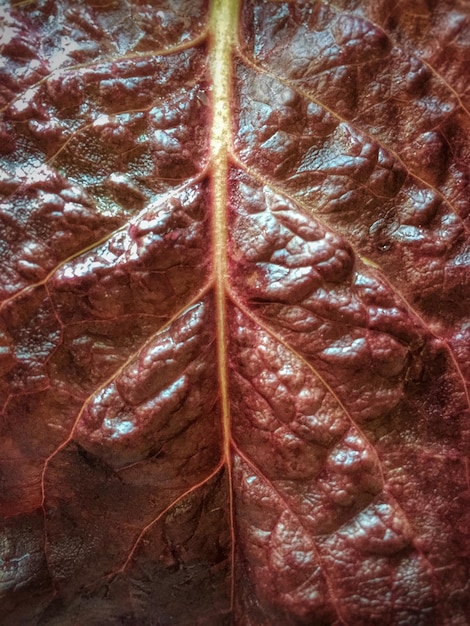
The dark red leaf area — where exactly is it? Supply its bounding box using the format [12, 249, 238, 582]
[0, 0, 469, 625]
[237, 1, 470, 358]
[331, 0, 470, 112]
[0, 0, 210, 300]
[1, 296, 229, 624]
[227, 169, 469, 623]
[0, 179, 213, 518]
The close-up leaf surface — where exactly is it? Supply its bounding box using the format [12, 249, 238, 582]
[0, 0, 469, 624]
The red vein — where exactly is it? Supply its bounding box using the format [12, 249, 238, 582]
[113, 460, 225, 576]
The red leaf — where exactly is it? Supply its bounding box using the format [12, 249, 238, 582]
[1, 0, 469, 624]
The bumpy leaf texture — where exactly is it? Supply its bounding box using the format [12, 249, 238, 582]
[0, 0, 469, 624]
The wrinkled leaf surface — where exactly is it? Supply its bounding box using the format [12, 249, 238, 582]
[0, 0, 469, 624]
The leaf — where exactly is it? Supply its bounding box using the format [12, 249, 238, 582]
[0, 0, 469, 624]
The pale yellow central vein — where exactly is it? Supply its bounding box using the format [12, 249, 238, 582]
[209, 0, 239, 608]
[210, 0, 238, 465]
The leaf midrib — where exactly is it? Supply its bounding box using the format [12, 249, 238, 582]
[209, 0, 241, 610]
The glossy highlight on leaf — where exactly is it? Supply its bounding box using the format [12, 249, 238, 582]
[0, 0, 469, 624]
